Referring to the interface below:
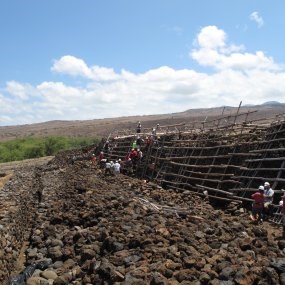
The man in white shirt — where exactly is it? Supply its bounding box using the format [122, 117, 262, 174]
[105, 160, 112, 176]
[113, 161, 121, 175]
[264, 182, 274, 217]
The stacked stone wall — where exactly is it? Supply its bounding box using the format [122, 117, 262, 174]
[0, 169, 37, 284]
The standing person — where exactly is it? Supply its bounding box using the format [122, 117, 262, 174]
[90, 154, 96, 165]
[113, 160, 121, 175]
[136, 121, 142, 133]
[105, 160, 112, 176]
[263, 182, 274, 218]
[138, 149, 143, 161]
[251, 185, 265, 224]
[98, 151, 105, 168]
[281, 189, 285, 238]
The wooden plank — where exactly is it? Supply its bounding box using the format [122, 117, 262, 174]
[245, 157, 285, 162]
[169, 161, 240, 169]
[159, 172, 240, 184]
[163, 145, 233, 150]
[250, 147, 285, 153]
[195, 184, 234, 196]
[183, 170, 234, 177]
[234, 176, 285, 183]
[167, 185, 242, 203]
[238, 167, 285, 171]
[169, 155, 231, 160]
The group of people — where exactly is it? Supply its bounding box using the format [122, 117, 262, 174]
[251, 182, 276, 224]
[94, 151, 121, 176]
[104, 159, 121, 176]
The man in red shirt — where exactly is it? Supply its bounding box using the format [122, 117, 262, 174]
[251, 185, 265, 224]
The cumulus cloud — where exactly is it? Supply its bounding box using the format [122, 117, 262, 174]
[1, 25, 285, 126]
[5, 81, 36, 100]
[191, 26, 279, 71]
[51, 55, 120, 81]
[250, 11, 264, 28]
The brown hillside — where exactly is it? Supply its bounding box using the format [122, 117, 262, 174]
[0, 103, 284, 141]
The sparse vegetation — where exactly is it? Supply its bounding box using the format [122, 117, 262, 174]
[0, 136, 99, 163]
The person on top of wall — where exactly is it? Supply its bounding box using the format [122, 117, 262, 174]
[136, 121, 142, 133]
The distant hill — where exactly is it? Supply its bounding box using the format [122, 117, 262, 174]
[262, 101, 283, 106]
[0, 103, 284, 141]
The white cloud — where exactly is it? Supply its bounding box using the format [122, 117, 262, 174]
[5, 81, 36, 100]
[195, 26, 226, 49]
[191, 26, 280, 71]
[1, 25, 285, 126]
[250, 11, 264, 28]
[51, 55, 120, 81]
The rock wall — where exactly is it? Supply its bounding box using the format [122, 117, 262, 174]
[0, 168, 38, 284]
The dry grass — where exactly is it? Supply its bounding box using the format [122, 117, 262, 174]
[0, 172, 13, 190]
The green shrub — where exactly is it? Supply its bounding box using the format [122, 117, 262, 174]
[0, 136, 99, 163]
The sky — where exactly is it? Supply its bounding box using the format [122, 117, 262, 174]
[1, 0, 285, 126]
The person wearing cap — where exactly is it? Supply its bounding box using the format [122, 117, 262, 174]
[90, 153, 96, 165]
[251, 185, 265, 223]
[105, 159, 112, 176]
[263, 182, 274, 217]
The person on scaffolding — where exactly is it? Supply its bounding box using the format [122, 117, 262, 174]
[251, 185, 265, 224]
[263, 181, 274, 219]
[281, 189, 285, 238]
[136, 121, 142, 133]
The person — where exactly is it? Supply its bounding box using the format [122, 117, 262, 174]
[90, 154, 96, 165]
[113, 160, 121, 175]
[110, 161, 114, 174]
[138, 149, 143, 161]
[105, 160, 112, 176]
[251, 185, 265, 224]
[125, 158, 133, 175]
[132, 140, 137, 150]
[136, 121, 142, 133]
[136, 136, 144, 147]
[131, 148, 138, 165]
[98, 151, 105, 168]
[263, 182, 274, 217]
[281, 189, 285, 238]
[104, 140, 110, 153]
[98, 151, 104, 162]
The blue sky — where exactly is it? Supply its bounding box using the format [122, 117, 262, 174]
[1, 0, 285, 126]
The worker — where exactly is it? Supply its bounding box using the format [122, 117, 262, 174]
[281, 189, 285, 238]
[90, 154, 96, 165]
[136, 121, 142, 133]
[105, 160, 112, 176]
[113, 160, 121, 175]
[251, 185, 265, 224]
[263, 181, 274, 218]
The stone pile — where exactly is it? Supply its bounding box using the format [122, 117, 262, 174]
[0, 166, 38, 283]
[3, 152, 285, 284]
